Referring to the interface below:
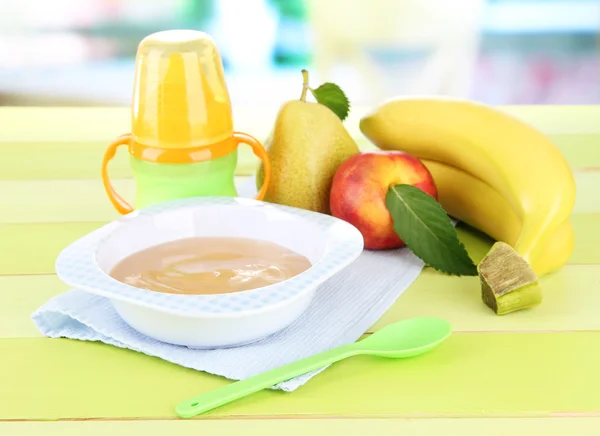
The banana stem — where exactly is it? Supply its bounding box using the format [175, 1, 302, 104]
[490, 282, 543, 316]
[478, 241, 543, 315]
[299, 69, 309, 102]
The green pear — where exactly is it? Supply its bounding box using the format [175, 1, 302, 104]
[256, 71, 359, 214]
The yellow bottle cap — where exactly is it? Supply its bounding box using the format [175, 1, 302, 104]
[131, 30, 234, 149]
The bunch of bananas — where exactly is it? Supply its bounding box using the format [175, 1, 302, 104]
[360, 97, 576, 278]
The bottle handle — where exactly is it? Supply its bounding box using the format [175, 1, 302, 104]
[232, 132, 271, 201]
[102, 133, 134, 215]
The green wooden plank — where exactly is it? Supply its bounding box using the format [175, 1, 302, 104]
[0, 171, 597, 224]
[0, 180, 130, 224]
[0, 275, 67, 338]
[373, 264, 600, 333]
[0, 105, 597, 181]
[571, 213, 600, 264]
[0, 177, 249, 224]
[1, 106, 599, 143]
[550, 134, 600, 170]
[3, 264, 599, 340]
[497, 106, 600, 134]
[0, 141, 260, 180]
[2, 418, 600, 436]
[0, 214, 596, 276]
[0, 134, 596, 180]
[0, 107, 130, 142]
[0, 221, 103, 275]
[1, 332, 599, 420]
[0, 134, 596, 181]
[0, 141, 135, 180]
[574, 171, 600, 214]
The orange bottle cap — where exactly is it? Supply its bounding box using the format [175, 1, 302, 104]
[131, 30, 234, 150]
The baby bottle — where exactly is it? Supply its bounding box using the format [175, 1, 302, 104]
[101, 30, 271, 214]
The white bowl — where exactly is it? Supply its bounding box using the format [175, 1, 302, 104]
[55, 197, 364, 348]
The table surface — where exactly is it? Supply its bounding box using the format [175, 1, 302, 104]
[1, 105, 599, 435]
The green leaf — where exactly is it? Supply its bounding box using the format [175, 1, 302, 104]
[310, 83, 350, 121]
[385, 184, 478, 276]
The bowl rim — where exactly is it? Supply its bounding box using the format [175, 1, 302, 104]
[55, 196, 364, 318]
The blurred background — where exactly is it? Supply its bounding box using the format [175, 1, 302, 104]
[0, 0, 598, 107]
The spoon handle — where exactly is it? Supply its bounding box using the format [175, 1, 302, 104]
[175, 344, 358, 418]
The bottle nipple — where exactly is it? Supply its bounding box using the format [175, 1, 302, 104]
[131, 30, 234, 150]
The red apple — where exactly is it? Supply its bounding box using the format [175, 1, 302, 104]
[330, 150, 438, 250]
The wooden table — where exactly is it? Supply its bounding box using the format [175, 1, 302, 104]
[1, 106, 599, 435]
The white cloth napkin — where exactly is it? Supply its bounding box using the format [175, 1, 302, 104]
[31, 179, 425, 391]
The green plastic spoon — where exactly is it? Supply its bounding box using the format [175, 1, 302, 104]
[175, 317, 452, 418]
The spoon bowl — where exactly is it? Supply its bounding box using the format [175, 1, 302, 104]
[357, 317, 452, 358]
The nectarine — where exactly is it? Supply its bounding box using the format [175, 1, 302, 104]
[330, 151, 438, 250]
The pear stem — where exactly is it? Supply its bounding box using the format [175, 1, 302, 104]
[299, 69, 310, 102]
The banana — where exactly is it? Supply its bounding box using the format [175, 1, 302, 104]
[421, 159, 573, 276]
[359, 97, 576, 277]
